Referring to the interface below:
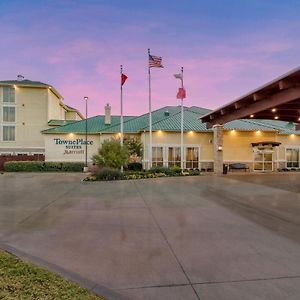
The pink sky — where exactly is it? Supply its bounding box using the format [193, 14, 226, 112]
[1, 1, 300, 116]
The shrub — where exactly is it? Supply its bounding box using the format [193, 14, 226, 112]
[171, 166, 182, 174]
[188, 169, 201, 176]
[149, 166, 176, 176]
[4, 161, 84, 172]
[60, 162, 84, 172]
[43, 162, 62, 171]
[95, 167, 124, 181]
[92, 139, 129, 169]
[4, 161, 44, 172]
[126, 162, 143, 171]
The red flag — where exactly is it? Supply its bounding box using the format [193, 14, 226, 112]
[121, 73, 128, 86]
[177, 87, 186, 99]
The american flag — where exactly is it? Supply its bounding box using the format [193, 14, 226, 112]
[149, 54, 164, 68]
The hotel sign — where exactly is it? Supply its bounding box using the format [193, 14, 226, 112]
[54, 138, 94, 155]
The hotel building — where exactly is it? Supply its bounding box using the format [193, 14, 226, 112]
[42, 104, 300, 172]
[0, 77, 83, 158]
[2, 67, 300, 172]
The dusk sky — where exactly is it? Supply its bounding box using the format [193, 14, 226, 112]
[1, 0, 300, 116]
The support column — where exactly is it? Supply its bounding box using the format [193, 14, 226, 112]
[213, 124, 224, 174]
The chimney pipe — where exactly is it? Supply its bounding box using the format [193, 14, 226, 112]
[105, 103, 111, 125]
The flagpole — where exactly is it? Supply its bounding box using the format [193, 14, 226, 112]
[148, 48, 152, 169]
[120, 65, 124, 172]
[180, 67, 184, 171]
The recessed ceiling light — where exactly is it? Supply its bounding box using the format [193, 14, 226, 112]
[274, 116, 279, 120]
[250, 114, 254, 118]
[272, 108, 276, 113]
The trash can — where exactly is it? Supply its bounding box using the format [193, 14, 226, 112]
[223, 164, 228, 175]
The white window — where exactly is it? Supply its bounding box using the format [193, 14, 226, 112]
[286, 148, 299, 168]
[3, 87, 15, 103]
[186, 147, 199, 169]
[152, 147, 163, 166]
[168, 147, 181, 167]
[3, 107, 15, 122]
[3, 126, 15, 141]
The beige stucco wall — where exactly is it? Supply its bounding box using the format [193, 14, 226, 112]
[141, 131, 214, 163]
[43, 130, 300, 169]
[66, 111, 81, 120]
[223, 130, 278, 162]
[45, 133, 100, 162]
[0, 86, 48, 151]
[47, 90, 65, 121]
[277, 134, 300, 164]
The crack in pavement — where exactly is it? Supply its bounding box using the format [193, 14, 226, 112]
[117, 274, 300, 290]
[133, 181, 202, 300]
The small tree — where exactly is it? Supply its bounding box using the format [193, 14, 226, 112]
[124, 137, 143, 160]
[92, 139, 129, 169]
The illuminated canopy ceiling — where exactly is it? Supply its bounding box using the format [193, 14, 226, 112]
[201, 66, 300, 130]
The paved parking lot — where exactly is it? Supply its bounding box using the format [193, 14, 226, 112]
[0, 172, 300, 300]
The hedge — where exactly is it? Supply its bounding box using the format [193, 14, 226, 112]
[4, 161, 84, 172]
[95, 167, 124, 180]
[85, 167, 201, 181]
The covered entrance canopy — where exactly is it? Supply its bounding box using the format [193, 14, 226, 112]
[200, 66, 300, 174]
[201, 66, 300, 129]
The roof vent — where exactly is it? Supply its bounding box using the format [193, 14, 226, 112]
[164, 110, 170, 117]
[17, 75, 24, 81]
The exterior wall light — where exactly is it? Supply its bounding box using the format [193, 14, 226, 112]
[218, 145, 223, 151]
[274, 116, 279, 120]
[271, 108, 276, 113]
[250, 114, 254, 118]
[69, 133, 74, 138]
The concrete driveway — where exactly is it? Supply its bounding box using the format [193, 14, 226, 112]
[0, 172, 300, 300]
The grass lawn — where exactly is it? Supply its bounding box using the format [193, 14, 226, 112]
[0, 251, 105, 300]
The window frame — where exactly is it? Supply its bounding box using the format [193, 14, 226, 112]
[0, 86, 17, 142]
[285, 147, 300, 169]
[2, 87, 16, 103]
[2, 125, 16, 142]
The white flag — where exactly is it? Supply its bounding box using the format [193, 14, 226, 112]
[174, 73, 182, 80]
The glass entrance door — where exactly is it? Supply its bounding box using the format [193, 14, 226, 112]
[254, 150, 273, 172]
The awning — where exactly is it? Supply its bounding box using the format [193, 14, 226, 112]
[251, 141, 281, 147]
[200, 66, 300, 128]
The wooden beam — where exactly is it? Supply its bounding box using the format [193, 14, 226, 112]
[234, 102, 241, 109]
[220, 109, 226, 115]
[279, 80, 294, 90]
[206, 87, 300, 125]
[253, 93, 264, 101]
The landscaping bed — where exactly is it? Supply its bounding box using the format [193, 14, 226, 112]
[0, 250, 105, 300]
[84, 166, 201, 181]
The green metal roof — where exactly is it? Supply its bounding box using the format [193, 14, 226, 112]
[0, 79, 50, 87]
[101, 106, 183, 133]
[42, 106, 300, 135]
[43, 116, 136, 134]
[48, 119, 79, 126]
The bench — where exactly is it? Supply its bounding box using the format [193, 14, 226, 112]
[229, 163, 249, 172]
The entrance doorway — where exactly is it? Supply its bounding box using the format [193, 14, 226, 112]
[254, 149, 273, 172]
